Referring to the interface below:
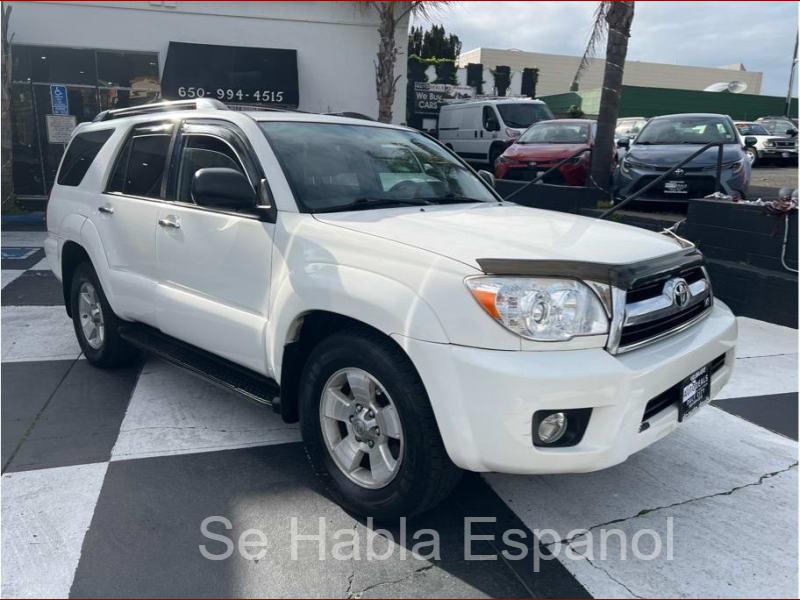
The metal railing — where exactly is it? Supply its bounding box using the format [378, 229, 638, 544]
[502, 147, 592, 203]
[600, 141, 725, 219]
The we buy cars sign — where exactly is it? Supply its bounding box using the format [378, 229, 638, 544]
[413, 82, 475, 116]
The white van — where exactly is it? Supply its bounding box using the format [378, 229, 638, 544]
[438, 97, 553, 166]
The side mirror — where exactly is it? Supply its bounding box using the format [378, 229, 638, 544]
[192, 168, 256, 209]
[787, 128, 797, 137]
[744, 136, 758, 147]
[616, 137, 630, 149]
[477, 169, 495, 188]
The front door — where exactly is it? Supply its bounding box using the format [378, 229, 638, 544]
[155, 122, 274, 375]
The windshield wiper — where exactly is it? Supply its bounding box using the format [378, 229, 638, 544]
[315, 197, 432, 213]
[415, 195, 486, 204]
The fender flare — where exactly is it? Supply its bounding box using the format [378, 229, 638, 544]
[78, 218, 118, 311]
[267, 263, 449, 379]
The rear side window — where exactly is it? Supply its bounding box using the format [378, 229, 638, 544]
[57, 129, 114, 186]
[108, 133, 172, 198]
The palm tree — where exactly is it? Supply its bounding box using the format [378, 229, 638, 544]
[370, 1, 450, 123]
[1, 5, 13, 208]
[572, 1, 635, 191]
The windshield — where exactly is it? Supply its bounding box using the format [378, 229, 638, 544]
[735, 123, 770, 136]
[636, 116, 737, 145]
[496, 103, 553, 129]
[615, 119, 647, 137]
[518, 121, 590, 144]
[259, 122, 496, 213]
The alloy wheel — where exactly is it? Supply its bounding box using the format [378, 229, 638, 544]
[78, 281, 105, 350]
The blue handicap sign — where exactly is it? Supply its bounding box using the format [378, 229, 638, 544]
[50, 85, 69, 115]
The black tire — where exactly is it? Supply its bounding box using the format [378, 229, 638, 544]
[488, 145, 502, 170]
[299, 328, 462, 519]
[70, 262, 138, 368]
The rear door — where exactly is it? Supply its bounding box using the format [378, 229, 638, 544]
[154, 120, 274, 374]
[96, 121, 175, 325]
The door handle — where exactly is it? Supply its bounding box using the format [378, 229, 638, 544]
[98, 204, 114, 215]
[158, 216, 180, 229]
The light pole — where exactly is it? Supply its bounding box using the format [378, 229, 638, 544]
[785, 31, 798, 118]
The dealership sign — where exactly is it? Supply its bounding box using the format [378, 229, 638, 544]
[161, 42, 299, 108]
[413, 82, 475, 116]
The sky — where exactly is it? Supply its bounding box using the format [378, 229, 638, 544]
[412, 1, 798, 97]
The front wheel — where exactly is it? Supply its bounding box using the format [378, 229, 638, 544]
[744, 146, 758, 166]
[70, 262, 138, 368]
[299, 329, 461, 519]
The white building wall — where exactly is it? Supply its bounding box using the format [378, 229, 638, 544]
[458, 47, 764, 97]
[7, 0, 409, 123]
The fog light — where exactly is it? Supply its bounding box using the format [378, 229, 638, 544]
[537, 412, 567, 444]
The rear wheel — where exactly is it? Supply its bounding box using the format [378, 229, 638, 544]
[70, 262, 138, 368]
[299, 329, 462, 519]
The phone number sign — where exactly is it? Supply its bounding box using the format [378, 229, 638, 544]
[161, 42, 299, 108]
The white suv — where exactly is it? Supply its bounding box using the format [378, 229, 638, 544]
[46, 99, 737, 518]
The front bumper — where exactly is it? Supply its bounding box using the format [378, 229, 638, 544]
[395, 300, 737, 474]
[615, 166, 748, 201]
[760, 146, 798, 158]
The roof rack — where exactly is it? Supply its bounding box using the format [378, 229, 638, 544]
[93, 98, 229, 122]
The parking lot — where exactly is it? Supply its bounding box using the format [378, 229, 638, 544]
[1, 226, 797, 598]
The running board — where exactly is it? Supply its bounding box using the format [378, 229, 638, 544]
[119, 324, 280, 408]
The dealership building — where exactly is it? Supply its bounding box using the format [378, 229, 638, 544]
[6, 0, 409, 200]
[457, 47, 765, 97]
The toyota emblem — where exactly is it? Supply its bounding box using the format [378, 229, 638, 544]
[673, 279, 690, 307]
[673, 168, 685, 177]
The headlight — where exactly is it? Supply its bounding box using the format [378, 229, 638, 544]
[723, 159, 745, 174]
[765, 141, 775, 147]
[504, 128, 522, 138]
[465, 277, 609, 341]
[496, 154, 516, 165]
[620, 158, 646, 174]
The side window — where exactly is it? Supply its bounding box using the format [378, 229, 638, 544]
[108, 132, 171, 198]
[175, 134, 246, 205]
[482, 106, 499, 131]
[57, 129, 114, 186]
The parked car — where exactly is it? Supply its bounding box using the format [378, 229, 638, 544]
[45, 99, 737, 519]
[494, 118, 598, 185]
[615, 113, 753, 202]
[734, 121, 798, 165]
[614, 116, 648, 142]
[437, 97, 553, 167]
[755, 116, 798, 137]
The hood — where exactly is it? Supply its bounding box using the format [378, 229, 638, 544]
[314, 203, 684, 271]
[628, 144, 744, 167]
[505, 142, 589, 162]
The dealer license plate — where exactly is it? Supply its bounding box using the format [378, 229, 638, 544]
[664, 180, 688, 194]
[679, 364, 711, 421]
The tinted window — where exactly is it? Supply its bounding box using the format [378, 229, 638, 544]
[108, 134, 171, 197]
[57, 129, 113, 186]
[176, 135, 245, 204]
[495, 103, 553, 129]
[259, 122, 495, 213]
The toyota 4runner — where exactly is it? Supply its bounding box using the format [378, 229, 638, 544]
[45, 99, 737, 518]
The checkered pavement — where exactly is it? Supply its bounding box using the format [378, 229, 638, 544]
[1, 227, 797, 598]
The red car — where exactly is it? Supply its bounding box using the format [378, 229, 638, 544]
[494, 119, 598, 185]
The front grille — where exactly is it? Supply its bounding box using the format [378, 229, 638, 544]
[641, 353, 726, 422]
[504, 165, 567, 185]
[615, 264, 712, 353]
[775, 139, 797, 149]
[620, 301, 708, 348]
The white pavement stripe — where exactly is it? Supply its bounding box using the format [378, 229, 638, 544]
[1, 462, 109, 599]
[735, 316, 797, 359]
[30, 258, 52, 271]
[1, 306, 82, 363]
[2, 270, 25, 289]
[1, 232, 47, 248]
[110, 358, 300, 462]
[715, 353, 798, 400]
[486, 406, 797, 598]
